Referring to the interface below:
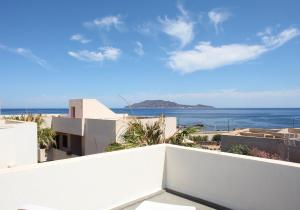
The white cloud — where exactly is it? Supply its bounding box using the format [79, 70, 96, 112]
[208, 8, 231, 34]
[68, 47, 121, 62]
[84, 15, 122, 30]
[168, 42, 266, 73]
[0, 44, 50, 70]
[167, 27, 300, 74]
[70, 34, 91, 44]
[260, 27, 300, 48]
[134, 41, 144, 56]
[159, 2, 194, 47]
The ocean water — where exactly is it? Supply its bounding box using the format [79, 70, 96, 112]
[1, 108, 300, 131]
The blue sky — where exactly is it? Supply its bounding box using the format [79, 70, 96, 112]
[1, 0, 300, 108]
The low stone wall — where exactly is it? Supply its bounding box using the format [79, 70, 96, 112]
[221, 135, 300, 163]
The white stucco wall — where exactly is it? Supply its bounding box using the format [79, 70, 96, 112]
[0, 121, 37, 168]
[84, 119, 117, 154]
[165, 145, 300, 210]
[0, 145, 166, 210]
[0, 145, 299, 210]
[69, 99, 121, 119]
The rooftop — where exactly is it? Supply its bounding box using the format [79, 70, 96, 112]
[224, 127, 300, 140]
[0, 144, 299, 210]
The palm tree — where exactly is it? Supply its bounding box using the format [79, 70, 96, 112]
[38, 128, 56, 149]
[168, 127, 198, 145]
[123, 116, 165, 146]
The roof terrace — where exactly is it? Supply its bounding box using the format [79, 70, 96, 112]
[0, 145, 299, 210]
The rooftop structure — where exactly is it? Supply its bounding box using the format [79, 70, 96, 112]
[0, 144, 299, 210]
[221, 128, 300, 162]
[0, 119, 37, 168]
[51, 99, 177, 159]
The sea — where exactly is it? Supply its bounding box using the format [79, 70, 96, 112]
[1, 108, 300, 131]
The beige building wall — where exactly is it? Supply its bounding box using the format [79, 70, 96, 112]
[69, 99, 125, 119]
[84, 119, 117, 154]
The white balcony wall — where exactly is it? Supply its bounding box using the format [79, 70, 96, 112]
[0, 145, 166, 210]
[52, 117, 84, 136]
[0, 121, 37, 168]
[165, 145, 300, 210]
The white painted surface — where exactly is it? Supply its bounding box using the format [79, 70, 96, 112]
[2, 144, 299, 210]
[0, 120, 37, 168]
[0, 145, 166, 210]
[165, 145, 300, 210]
[136, 201, 196, 210]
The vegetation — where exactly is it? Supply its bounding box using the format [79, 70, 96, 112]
[249, 148, 280, 160]
[226, 144, 280, 160]
[105, 116, 199, 151]
[211, 134, 222, 143]
[168, 127, 198, 146]
[38, 128, 56, 149]
[190, 135, 208, 143]
[5, 114, 56, 149]
[227, 144, 250, 155]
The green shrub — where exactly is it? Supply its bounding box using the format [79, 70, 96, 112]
[191, 135, 208, 143]
[227, 144, 250, 155]
[212, 134, 222, 142]
[105, 142, 126, 152]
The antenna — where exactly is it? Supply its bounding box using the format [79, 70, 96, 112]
[118, 95, 133, 116]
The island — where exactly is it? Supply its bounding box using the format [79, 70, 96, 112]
[124, 100, 214, 109]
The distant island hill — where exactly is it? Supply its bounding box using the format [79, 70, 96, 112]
[124, 100, 214, 109]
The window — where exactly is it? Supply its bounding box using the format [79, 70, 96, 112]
[62, 135, 68, 148]
[55, 135, 60, 149]
[71, 106, 76, 118]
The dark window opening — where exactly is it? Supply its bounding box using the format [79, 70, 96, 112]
[55, 135, 60, 149]
[71, 106, 76, 118]
[62, 135, 68, 148]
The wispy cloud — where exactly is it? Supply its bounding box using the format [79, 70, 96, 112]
[159, 2, 194, 47]
[84, 15, 123, 30]
[0, 43, 50, 70]
[136, 22, 157, 36]
[68, 47, 121, 62]
[208, 8, 231, 34]
[167, 27, 300, 74]
[134, 41, 144, 56]
[70, 34, 91, 44]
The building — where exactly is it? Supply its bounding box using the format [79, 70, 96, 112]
[51, 99, 177, 157]
[0, 144, 299, 210]
[221, 128, 300, 163]
[0, 119, 37, 168]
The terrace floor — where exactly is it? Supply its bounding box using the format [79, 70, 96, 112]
[119, 191, 216, 210]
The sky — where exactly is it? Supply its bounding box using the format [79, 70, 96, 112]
[1, 0, 300, 108]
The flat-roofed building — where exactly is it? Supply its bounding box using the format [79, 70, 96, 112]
[51, 99, 177, 159]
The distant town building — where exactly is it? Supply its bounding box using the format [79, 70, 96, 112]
[221, 128, 300, 163]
